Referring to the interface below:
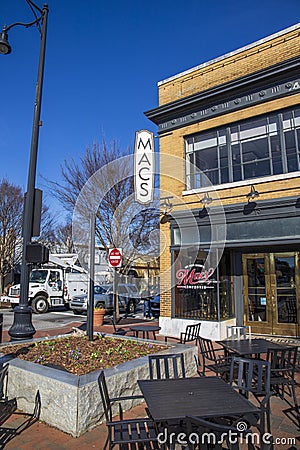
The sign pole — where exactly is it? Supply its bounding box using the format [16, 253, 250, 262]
[87, 213, 95, 341]
[108, 248, 122, 325]
[113, 268, 119, 325]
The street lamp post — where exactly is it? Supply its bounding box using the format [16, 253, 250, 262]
[0, 1, 49, 340]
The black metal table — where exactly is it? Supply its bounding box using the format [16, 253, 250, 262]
[138, 377, 260, 423]
[130, 324, 161, 340]
[217, 338, 287, 357]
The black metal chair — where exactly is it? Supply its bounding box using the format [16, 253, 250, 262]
[98, 370, 159, 449]
[0, 364, 17, 425]
[229, 356, 271, 435]
[148, 353, 186, 380]
[185, 415, 256, 450]
[266, 346, 300, 425]
[195, 337, 232, 379]
[164, 323, 201, 344]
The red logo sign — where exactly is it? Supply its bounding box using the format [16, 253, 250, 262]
[108, 248, 122, 268]
[176, 266, 215, 289]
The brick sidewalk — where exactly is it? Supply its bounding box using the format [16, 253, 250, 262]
[0, 322, 299, 449]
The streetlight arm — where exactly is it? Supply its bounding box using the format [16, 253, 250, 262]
[0, 4, 48, 56]
[4, 18, 42, 33]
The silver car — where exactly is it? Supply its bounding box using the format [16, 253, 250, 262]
[70, 284, 140, 315]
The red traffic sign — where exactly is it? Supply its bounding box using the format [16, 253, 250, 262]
[108, 248, 123, 268]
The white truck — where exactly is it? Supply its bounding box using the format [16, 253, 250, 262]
[8, 253, 89, 314]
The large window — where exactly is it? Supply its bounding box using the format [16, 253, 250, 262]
[186, 107, 300, 189]
[173, 248, 234, 321]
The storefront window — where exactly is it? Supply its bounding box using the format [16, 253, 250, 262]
[173, 248, 234, 321]
[185, 107, 300, 188]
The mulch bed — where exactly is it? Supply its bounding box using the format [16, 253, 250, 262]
[0, 334, 166, 376]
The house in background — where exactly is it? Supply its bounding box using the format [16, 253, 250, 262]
[146, 23, 300, 340]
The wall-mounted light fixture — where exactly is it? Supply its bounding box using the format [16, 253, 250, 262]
[201, 192, 213, 206]
[160, 197, 173, 223]
[161, 197, 173, 215]
[246, 185, 259, 201]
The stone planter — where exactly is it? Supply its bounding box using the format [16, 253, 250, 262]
[93, 309, 106, 326]
[3, 334, 197, 437]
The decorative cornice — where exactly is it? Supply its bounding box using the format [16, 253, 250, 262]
[145, 57, 300, 133]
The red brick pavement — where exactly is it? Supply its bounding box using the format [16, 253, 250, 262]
[0, 322, 299, 449]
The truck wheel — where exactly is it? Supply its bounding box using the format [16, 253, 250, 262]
[73, 310, 82, 315]
[127, 300, 136, 314]
[32, 296, 49, 314]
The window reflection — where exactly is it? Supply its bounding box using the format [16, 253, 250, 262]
[173, 249, 233, 321]
[186, 107, 300, 188]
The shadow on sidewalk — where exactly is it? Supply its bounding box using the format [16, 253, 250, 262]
[0, 391, 41, 449]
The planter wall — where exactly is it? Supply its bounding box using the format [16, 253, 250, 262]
[4, 334, 197, 437]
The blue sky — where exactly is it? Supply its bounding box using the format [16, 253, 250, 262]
[1, 0, 300, 218]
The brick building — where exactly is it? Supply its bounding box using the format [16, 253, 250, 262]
[146, 24, 300, 340]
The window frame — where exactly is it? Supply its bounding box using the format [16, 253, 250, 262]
[185, 107, 300, 191]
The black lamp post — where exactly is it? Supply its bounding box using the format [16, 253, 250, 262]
[0, 1, 49, 340]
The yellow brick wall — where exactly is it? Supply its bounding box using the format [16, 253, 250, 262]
[159, 27, 300, 105]
[159, 222, 172, 317]
[160, 92, 300, 206]
[158, 26, 300, 318]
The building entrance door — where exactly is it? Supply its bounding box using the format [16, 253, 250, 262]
[243, 253, 299, 336]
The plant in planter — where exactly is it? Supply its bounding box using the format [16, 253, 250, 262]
[93, 305, 106, 326]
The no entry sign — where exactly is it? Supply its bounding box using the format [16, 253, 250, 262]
[108, 248, 123, 268]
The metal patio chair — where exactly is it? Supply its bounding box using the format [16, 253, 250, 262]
[164, 322, 201, 344]
[226, 325, 251, 340]
[0, 364, 17, 425]
[266, 345, 300, 425]
[185, 415, 256, 449]
[229, 356, 271, 435]
[148, 353, 186, 380]
[196, 336, 232, 379]
[98, 371, 159, 450]
[111, 319, 134, 337]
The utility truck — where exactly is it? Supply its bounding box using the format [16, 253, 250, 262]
[8, 253, 89, 314]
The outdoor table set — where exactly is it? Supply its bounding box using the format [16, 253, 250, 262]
[138, 376, 260, 422]
[129, 324, 161, 340]
[98, 331, 299, 449]
[217, 337, 287, 358]
[138, 376, 262, 449]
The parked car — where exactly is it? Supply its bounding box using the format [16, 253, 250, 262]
[150, 294, 160, 318]
[70, 283, 140, 315]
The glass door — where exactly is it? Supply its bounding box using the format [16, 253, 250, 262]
[243, 254, 273, 334]
[272, 253, 298, 336]
[243, 253, 299, 336]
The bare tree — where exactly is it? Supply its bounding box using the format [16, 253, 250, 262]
[0, 179, 23, 294]
[47, 140, 159, 271]
[35, 204, 57, 247]
[52, 221, 75, 253]
[0, 178, 60, 293]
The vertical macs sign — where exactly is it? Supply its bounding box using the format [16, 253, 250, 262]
[134, 130, 155, 205]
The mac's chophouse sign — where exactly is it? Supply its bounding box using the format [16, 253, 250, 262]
[134, 130, 155, 205]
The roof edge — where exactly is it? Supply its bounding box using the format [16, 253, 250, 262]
[158, 23, 300, 86]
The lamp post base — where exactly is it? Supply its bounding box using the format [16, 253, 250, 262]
[8, 305, 36, 341]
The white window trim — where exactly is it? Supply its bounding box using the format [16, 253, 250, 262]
[182, 171, 300, 196]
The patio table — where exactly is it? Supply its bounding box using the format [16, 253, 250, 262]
[130, 324, 161, 340]
[138, 376, 260, 423]
[216, 338, 288, 358]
